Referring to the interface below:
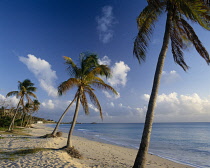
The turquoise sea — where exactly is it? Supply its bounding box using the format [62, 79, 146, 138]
[47, 122, 210, 168]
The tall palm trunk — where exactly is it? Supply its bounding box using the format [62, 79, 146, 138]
[133, 12, 172, 168]
[51, 96, 77, 136]
[8, 96, 24, 131]
[66, 95, 80, 148]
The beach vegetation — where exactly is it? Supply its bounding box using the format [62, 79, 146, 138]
[12, 148, 48, 155]
[0, 116, 11, 127]
[133, 0, 210, 167]
[64, 146, 83, 159]
[24, 99, 41, 127]
[58, 52, 117, 148]
[6, 79, 37, 131]
[40, 133, 56, 138]
[0, 148, 49, 160]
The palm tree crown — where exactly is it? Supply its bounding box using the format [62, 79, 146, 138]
[7, 79, 37, 103]
[6, 79, 37, 131]
[58, 53, 117, 119]
[134, 0, 210, 70]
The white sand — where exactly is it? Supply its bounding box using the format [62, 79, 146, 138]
[0, 124, 194, 168]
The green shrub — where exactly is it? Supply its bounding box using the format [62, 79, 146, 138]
[0, 116, 11, 127]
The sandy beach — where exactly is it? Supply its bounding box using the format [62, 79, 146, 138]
[0, 124, 193, 168]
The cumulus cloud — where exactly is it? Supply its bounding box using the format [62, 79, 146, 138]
[0, 94, 19, 108]
[96, 6, 117, 43]
[100, 102, 147, 123]
[98, 55, 111, 65]
[19, 54, 58, 97]
[42, 100, 55, 109]
[142, 92, 210, 122]
[41, 99, 76, 111]
[162, 70, 180, 84]
[108, 61, 130, 87]
[98, 56, 130, 99]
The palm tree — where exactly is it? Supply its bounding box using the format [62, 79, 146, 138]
[6, 79, 37, 131]
[58, 53, 117, 148]
[133, 1, 210, 167]
[25, 99, 40, 126]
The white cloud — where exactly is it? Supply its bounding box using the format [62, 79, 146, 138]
[108, 61, 130, 87]
[0, 94, 19, 108]
[142, 92, 210, 122]
[96, 6, 117, 43]
[98, 56, 111, 65]
[162, 70, 180, 84]
[19, 54, 58, 97]
[88, 103, 99, 112]
[98, 56, 130, 98]
[110, 102, 114, 107]
[103, 90, 120, 99]
[42, 100, 55, 109]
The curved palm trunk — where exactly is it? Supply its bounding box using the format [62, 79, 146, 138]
[66, 95, 80, 148]
[8, 96, 24, 131]
[133, 12, 172, 168]
[51, 96, 77, 136]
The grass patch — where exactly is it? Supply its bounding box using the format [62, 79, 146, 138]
[12, 148, 49, 156]
[0, 127, 7, 131]
[40, 132, 62, 138]
[0, 148, 49, 158]
[1, 156, 17, 161]
[65, 147, 83, 159]
[40, 133, 56, 138]
[0, 128, 31, 136]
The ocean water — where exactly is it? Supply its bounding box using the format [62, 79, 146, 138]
[47, 122, 210, 168]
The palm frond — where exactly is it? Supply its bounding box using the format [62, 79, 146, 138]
[170, 18, 189, 70]
[6, 91, 19, 97]
[91, 82, 118, 95]
[90, 65, 111, 78]
[19, 79, 35, 90]
[32, 99, 40, 112]
[27, 86, 37, 92]
[25, 94, 34, 104]
[147, 0, 163, 8]
[58, 78, 80, 96]
[174, 0, 210, 30]
[134, 2, 164, 62]
[17, 92, 23, 98]
[63, 56, 79, 77]
[81, 53, 99, 74]
[80, 90, 89, 115]
[85, 88, 103, 120]
[181, 19, 210, 64]
[27, 92, 37, 99]
[90, 77, 106, 83]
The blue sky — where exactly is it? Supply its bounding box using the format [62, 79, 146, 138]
[0, 0, 210, 123]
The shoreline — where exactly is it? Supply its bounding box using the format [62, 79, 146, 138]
[46, 123, 197, 168]
[0, 124, 194, 168]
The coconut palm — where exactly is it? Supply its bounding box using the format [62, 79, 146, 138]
[58, 53, 117, 148]
[25, 99, 40, 126]
[6, 79, 37, 131]
[133, 1, 210, 167]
